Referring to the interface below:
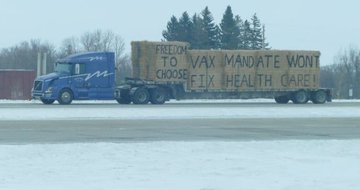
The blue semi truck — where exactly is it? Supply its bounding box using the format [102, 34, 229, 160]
[32, 52, 117, 104]
[32, 51, 173, 105]
[32, 41, 332, 105]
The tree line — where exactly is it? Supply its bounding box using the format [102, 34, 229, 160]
[0, 30, 131, 83]
[162, 6, 268, 50]
[321, 47, 360, 99]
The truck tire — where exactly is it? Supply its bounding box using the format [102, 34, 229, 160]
[312, 90, 326, 104]
[116, 97, 131, 104]
[292, 90, 309, 104]
[150, 87, 167, 104]
[58, 89, 73, 105]
[131, 87, 150, 104]
[274, 96, 289, 104]
[40, 98, 55, 105]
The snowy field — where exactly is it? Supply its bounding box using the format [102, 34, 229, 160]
[1, 98, 360, 104]
[1, 141, 360, 190]
[1, 99, 359, 190]
[1, 99, 360, 120]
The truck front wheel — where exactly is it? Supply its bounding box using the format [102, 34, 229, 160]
[150, 87, 167, 104]
[40, 98, 55, 105]
[131, 87, 150, 104]
[58, 89, 73, 105]
[116, 97, 131, 104]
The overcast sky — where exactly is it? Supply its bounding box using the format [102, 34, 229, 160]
[1, 0, 359, 65]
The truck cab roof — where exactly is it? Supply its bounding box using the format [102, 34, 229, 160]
[57, 52, 114, 63]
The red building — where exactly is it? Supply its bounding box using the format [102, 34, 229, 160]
[0, 70, 36, 100]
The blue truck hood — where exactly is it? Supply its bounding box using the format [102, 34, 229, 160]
[36, 72, 65, 81]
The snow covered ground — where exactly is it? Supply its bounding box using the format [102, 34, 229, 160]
[1, 99, 359, 190]
[1, 141, 360, 190]
[1, 99, 360, 120]
[1, 98, 360, 104]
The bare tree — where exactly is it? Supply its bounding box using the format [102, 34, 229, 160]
[101, 30, 115, 51]
[328, 46, 360, 98]
[81, 29, 103, 51]
[348, 48, 360, 97]
[113, 35, 125, 63]
[0, 29, 130, 80]
[60, 37, 80, 56]
[0, 39, 56, 72]
[116, 54, 132, 83]
[78, 29, 126, 58]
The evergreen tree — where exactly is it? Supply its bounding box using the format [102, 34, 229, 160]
[242, 20, 252, 49]
[201, 6, 220, 49]
[178, 12, 193, 43]
[161, 7, 270, 50]
[220, 6, 240, 49]
[261, 25, 270, 49]
[235, 15, 244, 49]
[162, 16, 180, 41]
[250, 13, 263, 49]
[190, 14, 206, 49]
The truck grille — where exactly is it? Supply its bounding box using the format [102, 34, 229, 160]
[33, 81, 43, 91]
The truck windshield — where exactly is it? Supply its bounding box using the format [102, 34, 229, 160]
[55, 62, 72, 73]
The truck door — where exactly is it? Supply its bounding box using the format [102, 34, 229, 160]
[73, 63, 92, 99]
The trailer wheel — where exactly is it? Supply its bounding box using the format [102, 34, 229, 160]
[58, 89, 73, 105]
[292, 90, 309, 104]
[40, 98, 55, 105]
[131, 87, 150, 104]
[274, 96, 289, 104]
[150, 87, 167, 104]
[312, 90, 326, 104]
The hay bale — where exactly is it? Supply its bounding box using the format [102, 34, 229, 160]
[280, 50, 320, 89]
[131, 41, 189, 82]
[187, 50, 223, 91]
[132, 41, 320, 92]
[222, 50, 320, 91]
[223, 50, 257, 91]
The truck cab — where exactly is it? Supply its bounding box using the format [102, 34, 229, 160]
[32, 52, 115, 104]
